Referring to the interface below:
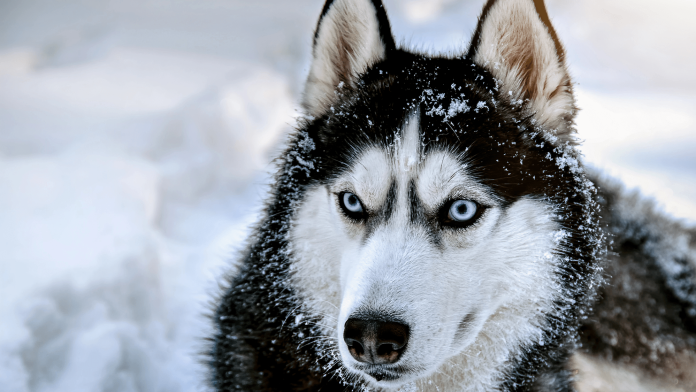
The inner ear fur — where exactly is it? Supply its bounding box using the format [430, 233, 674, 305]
[468, 0, 576, 144]
[302, 0, 395, 117]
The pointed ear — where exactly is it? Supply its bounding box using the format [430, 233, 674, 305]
[468, 0, 576, 144]
[303, 0, 396, 117]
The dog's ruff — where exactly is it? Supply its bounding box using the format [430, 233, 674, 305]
[208, 1, 696, 391]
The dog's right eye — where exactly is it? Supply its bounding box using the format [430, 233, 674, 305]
[440, 199, 484, 228]
[339, 192, 366, 220]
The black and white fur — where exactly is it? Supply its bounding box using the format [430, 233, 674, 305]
[208, 0, 696, 391]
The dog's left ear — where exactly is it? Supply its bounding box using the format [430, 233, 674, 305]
[468, 0, 576, 144]
[303, 0, 396, 117]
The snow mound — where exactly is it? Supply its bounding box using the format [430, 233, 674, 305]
[0, 51, 293, 391]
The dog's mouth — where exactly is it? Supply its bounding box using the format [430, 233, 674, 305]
[352, 363, 420, 384]
[367, 371, 400, 382]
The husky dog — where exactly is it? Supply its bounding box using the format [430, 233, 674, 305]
[208, 0, 696, 390]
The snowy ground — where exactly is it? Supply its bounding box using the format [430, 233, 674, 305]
[0, 0, 694, 391]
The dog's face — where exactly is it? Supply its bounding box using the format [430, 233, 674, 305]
[291, 115, 563, 386]
[289, 0, 579, 388]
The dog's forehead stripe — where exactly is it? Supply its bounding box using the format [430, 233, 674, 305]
[395, 110, 421, 173]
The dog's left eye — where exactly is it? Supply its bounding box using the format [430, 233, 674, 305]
[339, 192, 366, 219]
[441, 199, 482, 227]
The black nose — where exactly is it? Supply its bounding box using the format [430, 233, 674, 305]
[343, 318, 409, 365]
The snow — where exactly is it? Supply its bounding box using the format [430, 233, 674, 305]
[0, 0, 694, 391]
[447, 99, 470, 118]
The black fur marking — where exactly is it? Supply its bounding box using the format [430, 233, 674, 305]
[382, 180, 397, 223]
[408, 179, 442, 247]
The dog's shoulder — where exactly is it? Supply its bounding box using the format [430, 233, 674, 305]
[579, 173, 696, 390]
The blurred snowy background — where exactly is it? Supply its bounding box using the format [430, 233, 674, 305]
[0, 0, 694, 391]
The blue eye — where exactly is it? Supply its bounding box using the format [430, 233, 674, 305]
[339, 192, 366, 220]
[441, 199, 484, 228]
[343, 192, 363, 213]
[448, 200, 477, 222]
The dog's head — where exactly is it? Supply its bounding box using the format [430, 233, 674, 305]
[288, 0, 591, 388]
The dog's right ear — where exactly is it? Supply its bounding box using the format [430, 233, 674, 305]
[468, 0, 576, 144]
[303, 0, 395, 117]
